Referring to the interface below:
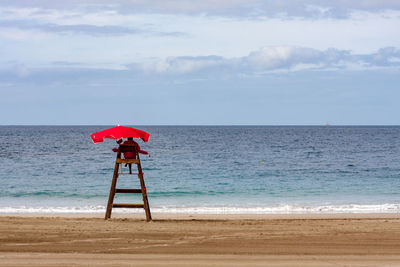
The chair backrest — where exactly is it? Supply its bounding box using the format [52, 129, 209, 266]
[119, 144, 138, 152]
[118, 144, 138, 158]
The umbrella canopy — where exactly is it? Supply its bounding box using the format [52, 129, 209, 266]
[90, 126, 150, 143]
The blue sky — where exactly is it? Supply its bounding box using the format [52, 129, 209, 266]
[0, 0, 399, 125]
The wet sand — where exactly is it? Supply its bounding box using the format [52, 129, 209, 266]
[1, 213, 400, 266]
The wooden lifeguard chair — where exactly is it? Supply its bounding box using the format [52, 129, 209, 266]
[105, 144, 152, 221]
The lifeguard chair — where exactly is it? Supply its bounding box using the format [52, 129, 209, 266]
[105, 144, 152, 221]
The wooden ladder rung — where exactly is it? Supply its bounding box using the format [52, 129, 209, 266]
[112, 204, 144, 208]
[116, 188, 142, 193]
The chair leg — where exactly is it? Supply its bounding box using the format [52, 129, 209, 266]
[105, 162, 119, 219]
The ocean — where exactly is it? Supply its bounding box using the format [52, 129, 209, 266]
[0, 126, 399, 214]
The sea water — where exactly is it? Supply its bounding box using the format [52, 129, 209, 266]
[0, 126, 399, 214]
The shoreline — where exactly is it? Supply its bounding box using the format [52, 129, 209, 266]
[1, 202, 398, 214]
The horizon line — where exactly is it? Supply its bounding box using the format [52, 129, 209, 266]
[1, 124, 400, 127]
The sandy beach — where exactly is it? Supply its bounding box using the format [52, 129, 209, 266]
[0, 213, 399, 266]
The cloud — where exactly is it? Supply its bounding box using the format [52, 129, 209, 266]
[132, 46, 400, 75]
[0, 20, 185, 37]
[137, 56, 226, 74]
[2, 0, 400, 19]
[0, 20, 142, 36]
[361, 47, 400, 66]
[245, 47, 323, 70]
[2, 47, 399, 82]
[243, 47, 356, 71]
[0, 7, 185, 37]
[238, 0, 400, 19]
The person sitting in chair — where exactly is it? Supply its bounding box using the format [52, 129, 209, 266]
[112, 137, 149, 174]
[112, 137, 149, 158]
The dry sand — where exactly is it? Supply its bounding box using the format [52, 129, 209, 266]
[1, 213, 400, 266]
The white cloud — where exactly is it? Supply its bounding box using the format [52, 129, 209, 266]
[0, 27, 50, 40]
[245, 47, 321, 70]
[139, 56, 225, 74]
[132, 46, 400, 74]
[4, 46, 393, 76]
[2, 0, 400, 18]
[0, 6, 183, 37]
[1, 2, 399, 70]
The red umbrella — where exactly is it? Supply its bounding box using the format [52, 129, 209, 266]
[90, 125, 150, 143]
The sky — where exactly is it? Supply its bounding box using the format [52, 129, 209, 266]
[0, 0, 399, 125]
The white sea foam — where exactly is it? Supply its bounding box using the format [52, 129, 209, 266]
[1, 204, 399, 214]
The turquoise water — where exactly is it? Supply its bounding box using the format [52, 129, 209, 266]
[0, 126, 399, 214]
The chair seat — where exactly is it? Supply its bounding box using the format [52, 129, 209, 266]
[116, 158, 139, 164]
